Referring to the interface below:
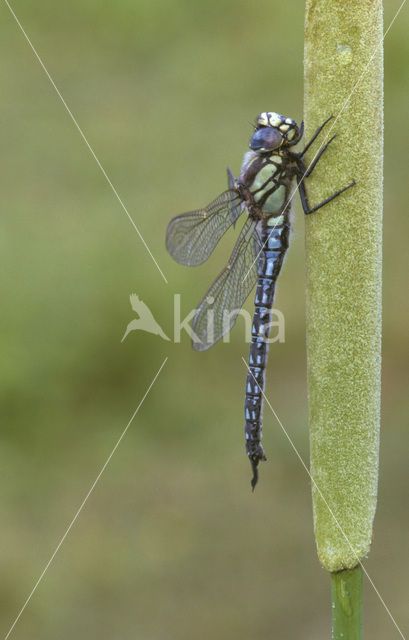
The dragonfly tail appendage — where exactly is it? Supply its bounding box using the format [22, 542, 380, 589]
[249, 447, 267, 491]
[250, 460, 259, 492]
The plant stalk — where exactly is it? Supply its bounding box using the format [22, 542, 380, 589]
[331, 566, 363, 640]
[304, 0, 383, 572]
[304, 0, 383, 637]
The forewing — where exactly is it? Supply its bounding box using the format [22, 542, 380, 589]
[166, 189, 245, 266]
[191, 217, 262, 351]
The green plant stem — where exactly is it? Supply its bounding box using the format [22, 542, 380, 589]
[331, 566, 363, 640]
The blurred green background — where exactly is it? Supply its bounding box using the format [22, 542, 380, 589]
[1, 1, 408, 638]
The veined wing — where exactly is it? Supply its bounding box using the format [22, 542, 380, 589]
[166, 188, 245, 267]
[192, 217, 261, 351]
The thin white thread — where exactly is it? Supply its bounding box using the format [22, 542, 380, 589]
[3, 357, 168, 640]
[242, 358, 406, 640]
[3, 0, 168, 285]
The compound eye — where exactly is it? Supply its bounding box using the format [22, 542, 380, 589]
[250, 127, 282, 151]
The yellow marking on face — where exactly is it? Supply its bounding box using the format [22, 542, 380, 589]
[280, 124, 290, 132]
[285, 118, 294, 124]
[268, 112, 282, 127]
[287, 129, 296, 140]
[257, 113, 270, 126]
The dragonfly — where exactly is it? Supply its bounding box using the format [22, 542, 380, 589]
[166, 111, 355, 489]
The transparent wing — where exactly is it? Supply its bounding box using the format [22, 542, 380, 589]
[192, 217, 262, 351]
[166, 187, 245, 267]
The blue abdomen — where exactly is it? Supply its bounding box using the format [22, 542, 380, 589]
[244, 218, 290, 489]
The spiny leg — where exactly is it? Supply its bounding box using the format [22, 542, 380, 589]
[288, 119, 304, 147]
[303, 135, 336, 178]
[298, 176, 356, 216]
[299, 115, 334, 157]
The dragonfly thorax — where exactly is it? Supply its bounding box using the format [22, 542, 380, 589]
[238, 150, 292, 218]
[251, 163, 287, 215]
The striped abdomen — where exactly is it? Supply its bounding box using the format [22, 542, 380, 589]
[245, 219, 290, 489]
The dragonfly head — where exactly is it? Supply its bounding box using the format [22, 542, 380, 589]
[250, 112, 299, 152]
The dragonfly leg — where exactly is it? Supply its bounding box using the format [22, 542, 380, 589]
[298, 173, 356, 215]
[287, 119, 304, 147]
[303, 135, 337, 177]
[298, 114, 334, 157]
